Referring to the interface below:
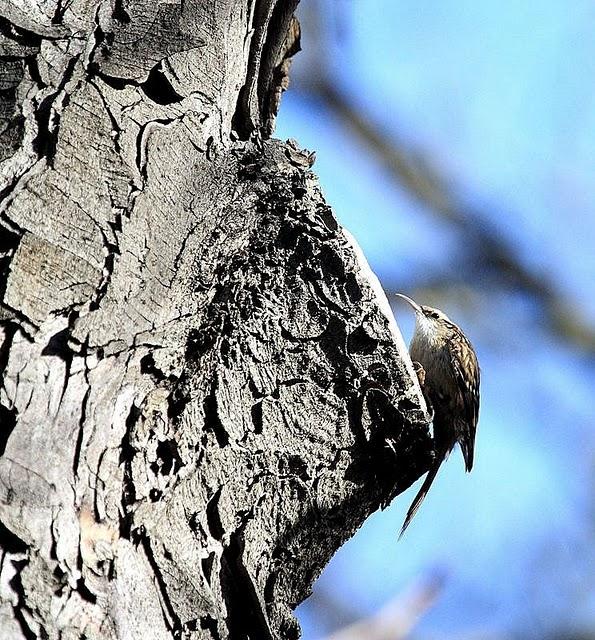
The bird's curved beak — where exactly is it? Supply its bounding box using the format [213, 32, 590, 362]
[395, 293, 423, 314]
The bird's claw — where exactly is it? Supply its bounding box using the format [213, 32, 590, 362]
[413, 360, 434, 421]
[426, 403, 435, 423]
[412, 360, 426, 387]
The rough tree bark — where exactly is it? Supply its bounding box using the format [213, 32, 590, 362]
[0, 2, 432, 639]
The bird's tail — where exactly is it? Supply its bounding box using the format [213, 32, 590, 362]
[399, 456, 444, 538]
[459, 427, 475, 472]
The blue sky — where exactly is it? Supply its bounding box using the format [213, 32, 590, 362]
[276, 1, 595, 637]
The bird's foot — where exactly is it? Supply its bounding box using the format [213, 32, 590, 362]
[412, 360, 426, 387]
[412, 360, 434, 421]
[426, 400, 435, 423]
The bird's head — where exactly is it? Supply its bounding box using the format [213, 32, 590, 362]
[395, 294, 454, 345]
[395, 294, 451, 323]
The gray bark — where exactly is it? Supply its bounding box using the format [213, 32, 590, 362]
[0, 2, 432, 639]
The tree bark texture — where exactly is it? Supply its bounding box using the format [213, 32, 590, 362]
[0, 2, 432, 639]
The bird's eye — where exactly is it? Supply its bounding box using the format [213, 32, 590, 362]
[430, 312, 440, 319]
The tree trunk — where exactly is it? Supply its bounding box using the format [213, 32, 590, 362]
[0, 2, 432, 639]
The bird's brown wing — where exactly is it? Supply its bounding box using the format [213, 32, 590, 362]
[448, 332, 480, 471]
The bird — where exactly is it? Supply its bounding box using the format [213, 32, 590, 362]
[395, 293, 480, 536]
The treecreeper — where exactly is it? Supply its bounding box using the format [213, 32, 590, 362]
[395, 294, 481, 536]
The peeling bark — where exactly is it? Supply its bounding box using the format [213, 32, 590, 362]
[0, 2, 432, 639]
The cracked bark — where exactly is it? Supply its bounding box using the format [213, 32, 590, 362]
[0, 2, 432, 639]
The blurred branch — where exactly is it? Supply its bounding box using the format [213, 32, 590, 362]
[312, 80, 595, 355]
[323, 572, 445, 640]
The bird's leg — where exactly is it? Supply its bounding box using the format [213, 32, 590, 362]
[413, 360, 426, 390]
[412, 360, 425, 386]
[412, 360, 434, 422]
